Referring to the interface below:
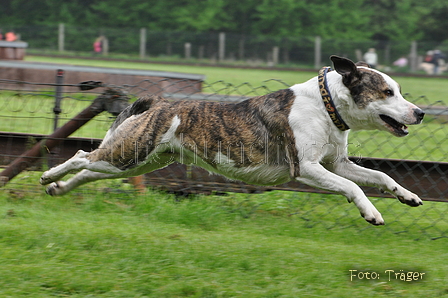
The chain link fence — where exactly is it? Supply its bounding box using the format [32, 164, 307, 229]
[0, 75, 447, 240]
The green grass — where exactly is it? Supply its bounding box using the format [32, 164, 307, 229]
[1, 172, 448, 297]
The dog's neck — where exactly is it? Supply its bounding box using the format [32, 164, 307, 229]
[318, 67, 350, 131]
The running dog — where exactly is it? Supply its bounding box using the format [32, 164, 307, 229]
[40, 56, 425, 225]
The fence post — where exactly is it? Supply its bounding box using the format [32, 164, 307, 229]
[53, 69, 64, 131]
[219, 32, 225, 62]
[239, 37, 245, 60]
[272, 46, 279, 66]
[58, 23, 65, 52]
[198, 45, 204, 60]
[185, 42, 191, 59]
[314, 36, 321, 69]
[140, 28, 146, 59]
[384, 42, 391, 65]
[103, 37, 109, 56]
[410, 41, 418, 72]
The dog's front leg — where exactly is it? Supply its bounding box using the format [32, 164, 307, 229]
[297, 162, 385, 225]
[332, 159, 423, 207]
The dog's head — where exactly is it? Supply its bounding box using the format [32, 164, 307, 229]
[330, 55, 424, 137]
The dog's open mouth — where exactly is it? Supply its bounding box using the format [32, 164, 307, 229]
[379, 114, 408, 136]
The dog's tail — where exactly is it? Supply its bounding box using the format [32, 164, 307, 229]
[109, 95, 165, 132]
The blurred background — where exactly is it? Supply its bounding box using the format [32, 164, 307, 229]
[2, 0, 448, 72]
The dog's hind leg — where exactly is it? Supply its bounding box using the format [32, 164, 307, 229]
[42, 150, 176, 195]
[40, 150, 122, 185]
[45, 170, 117, 196]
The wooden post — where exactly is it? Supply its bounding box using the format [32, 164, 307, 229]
[140, 28, 146, 59]
[238, 37, 245, 60]
[219, 32, 225, 62]
[314, 36, 321, 69]
[198, 45, 204, 60]
[58, 23, 64, 52]
[272, 46, 279, 66]
[185, 42, 191, 59]
[102, 37, 109, 56]
[410, 41, 418, 72]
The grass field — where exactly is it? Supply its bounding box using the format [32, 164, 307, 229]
[1, 172, 448, 297]
[1, 57, 447, 297]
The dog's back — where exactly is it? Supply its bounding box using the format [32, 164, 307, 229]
[92, 89, 299, 183]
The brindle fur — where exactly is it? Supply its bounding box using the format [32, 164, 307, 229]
[89, 89, 299, 179]
[343, 66, 392, 108]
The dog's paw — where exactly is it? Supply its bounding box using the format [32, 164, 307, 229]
[40, 172, 53, 185]
[46, 182, 63, 196]
[393, 187, 423, 207]
[353, 197, 385, 225]
[361, 210, 385, 226]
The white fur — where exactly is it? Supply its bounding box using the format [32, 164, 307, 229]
[161, 116, 181, 143]
[287, 70, 422, 225]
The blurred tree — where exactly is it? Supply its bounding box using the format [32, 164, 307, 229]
[361, 0, 428, 41]
[418, 0, 448, 42]
[1, 0, 447, 44]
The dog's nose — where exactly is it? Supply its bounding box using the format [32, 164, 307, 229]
[413, 108, 425, 123]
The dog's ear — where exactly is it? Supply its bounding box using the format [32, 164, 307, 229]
[330, 55, 361, 85]
[330, 55, 358, 75]
[355, 61, 370, 68]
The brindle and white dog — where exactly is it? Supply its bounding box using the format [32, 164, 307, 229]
[40, 56, 425, 225]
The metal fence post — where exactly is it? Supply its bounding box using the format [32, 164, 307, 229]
[53, 69, 64, 131]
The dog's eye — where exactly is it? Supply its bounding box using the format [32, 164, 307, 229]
[384, 89, 394, 96]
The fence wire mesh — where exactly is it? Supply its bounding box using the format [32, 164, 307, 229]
[0, 77, 447, 240]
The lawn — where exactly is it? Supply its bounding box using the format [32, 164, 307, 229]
[1, 172, 448, 297]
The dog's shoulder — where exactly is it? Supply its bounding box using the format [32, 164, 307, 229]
[245, 88, 295, 112]
[242, 88, 295, 126]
